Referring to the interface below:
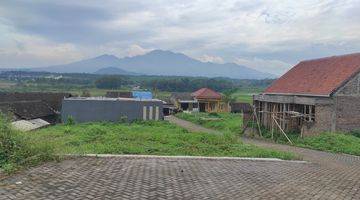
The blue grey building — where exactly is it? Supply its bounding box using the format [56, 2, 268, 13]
[61, 97, 163, 123]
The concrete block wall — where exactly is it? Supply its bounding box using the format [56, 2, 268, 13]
[301, 103, 334, 136]
[335, 96, 360, 132]
[335, 72, 360, 96]
[61, 98, 163, 123]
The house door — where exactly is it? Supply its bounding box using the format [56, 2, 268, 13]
[199, 103, 206, 112]
[180, 103, 189, 110]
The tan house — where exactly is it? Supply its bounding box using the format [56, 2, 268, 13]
[170, 88, 228, 112]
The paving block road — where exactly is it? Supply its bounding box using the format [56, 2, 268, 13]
[1, 117, 359, 199]
[0, 154, 359, 200]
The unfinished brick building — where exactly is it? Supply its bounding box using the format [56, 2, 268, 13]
[254, 53, 360, 136]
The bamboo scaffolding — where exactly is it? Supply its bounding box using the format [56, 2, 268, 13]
[252, 106, 263, 137]
[272, 115, 293, 145]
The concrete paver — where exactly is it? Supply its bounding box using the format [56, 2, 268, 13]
[1, 117, 359, 199]
[1, 156, 359, 200]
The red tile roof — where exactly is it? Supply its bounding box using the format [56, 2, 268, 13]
[264, 53, 360, 96]
[192, 88, 222, 99]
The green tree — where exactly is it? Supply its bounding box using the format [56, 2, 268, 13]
[95, 76, 130, 89]
[222, 88, 238, 105]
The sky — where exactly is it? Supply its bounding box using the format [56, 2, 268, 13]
[0, 0, 359, 75]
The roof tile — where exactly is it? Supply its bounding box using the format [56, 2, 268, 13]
[192, 88, 222, 99]
[265, 53, 360, 96]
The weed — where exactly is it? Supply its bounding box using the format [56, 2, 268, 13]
[66, 116, 76, 125]
[0, 115, 56, 174]
[30, 120, 295, 160]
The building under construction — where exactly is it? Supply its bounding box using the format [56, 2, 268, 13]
[253, 53, 360, 136]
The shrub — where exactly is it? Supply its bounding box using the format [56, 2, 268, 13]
[350, 130, 360, 138]
[0, 115, 56, 173]
[66, 116, 76, 125]
[209, 112, 220, 117]
[119, 116, 128, 123]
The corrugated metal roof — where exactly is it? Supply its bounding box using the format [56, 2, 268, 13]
[11, 118, 50, 132]
[65, 97, 162, 102]
[132, 91, 153, 100]
[264, 53, 360, 96]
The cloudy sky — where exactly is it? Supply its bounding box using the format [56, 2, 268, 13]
[0, 0, 359, 75]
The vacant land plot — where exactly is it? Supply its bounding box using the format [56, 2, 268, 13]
[176, 113, 360, 156]
[28, 121, 294, 160]
[175, 112, 243, 134]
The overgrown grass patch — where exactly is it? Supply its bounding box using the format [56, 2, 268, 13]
[0, 116, 56, 174]
[295, 133, 360, 155]
[29, 121, 295, 160]
[257, 125, 360, 156]
[175, 112, 243, 134]
[176, 113, 360, 156]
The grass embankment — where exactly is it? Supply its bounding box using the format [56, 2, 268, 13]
[0, 116, 56, 174]
[30, 121, 295, 160]
[175, 112, 243, 134]
[261, 128, 360, 156]
[176, 112, 360, 156]
[295, 133, 360, 155]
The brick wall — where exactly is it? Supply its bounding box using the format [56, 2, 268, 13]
[335, 72, 360, 96]
[301, 103, 334, 136]
[335, 96, 360, 132]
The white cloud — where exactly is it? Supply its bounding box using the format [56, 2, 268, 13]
[235, 57, 293, 75]
[0, 0, 359, 71]
[197, 54, 224, 64]
[0, 23, 83, 67]
[126, 44, 152, 57]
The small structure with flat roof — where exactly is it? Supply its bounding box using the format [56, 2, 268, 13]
[61, 97, 163, 123]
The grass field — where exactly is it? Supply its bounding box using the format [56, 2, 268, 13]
[176, 112, 360, 156]
[1, 119, 296, 173]
[27, 121, 294, 160]
[232, 92, 254, 104]
[293, 133, 360, 155]
[175, 112, 243, 134]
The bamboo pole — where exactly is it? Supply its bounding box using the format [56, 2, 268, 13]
[253, 106, 263, 137]
[272, 115, 293, 145]
[271, 105, 275, 140]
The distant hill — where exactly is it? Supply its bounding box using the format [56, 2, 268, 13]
[95, 67, 139, 75]
[32, 50, 276, 79]
[32, 54, 121, 73]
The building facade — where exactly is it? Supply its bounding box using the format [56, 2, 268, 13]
[0, 92, 71, 123]
[61, 97, 163, 123]
[170, 88, 228, 113]
[253, 53, 360, 136]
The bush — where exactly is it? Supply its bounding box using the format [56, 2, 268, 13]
[66, 116, 76, 125]
[350, 130, 360, 138]
[0, 115, 56, 173]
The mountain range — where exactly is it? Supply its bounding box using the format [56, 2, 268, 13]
[32, 50, 275, 79]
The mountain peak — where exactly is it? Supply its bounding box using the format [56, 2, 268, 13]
[34, 49, 275, 79]
[95, 54, 119, 60]
[147, 49, 175, 56]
